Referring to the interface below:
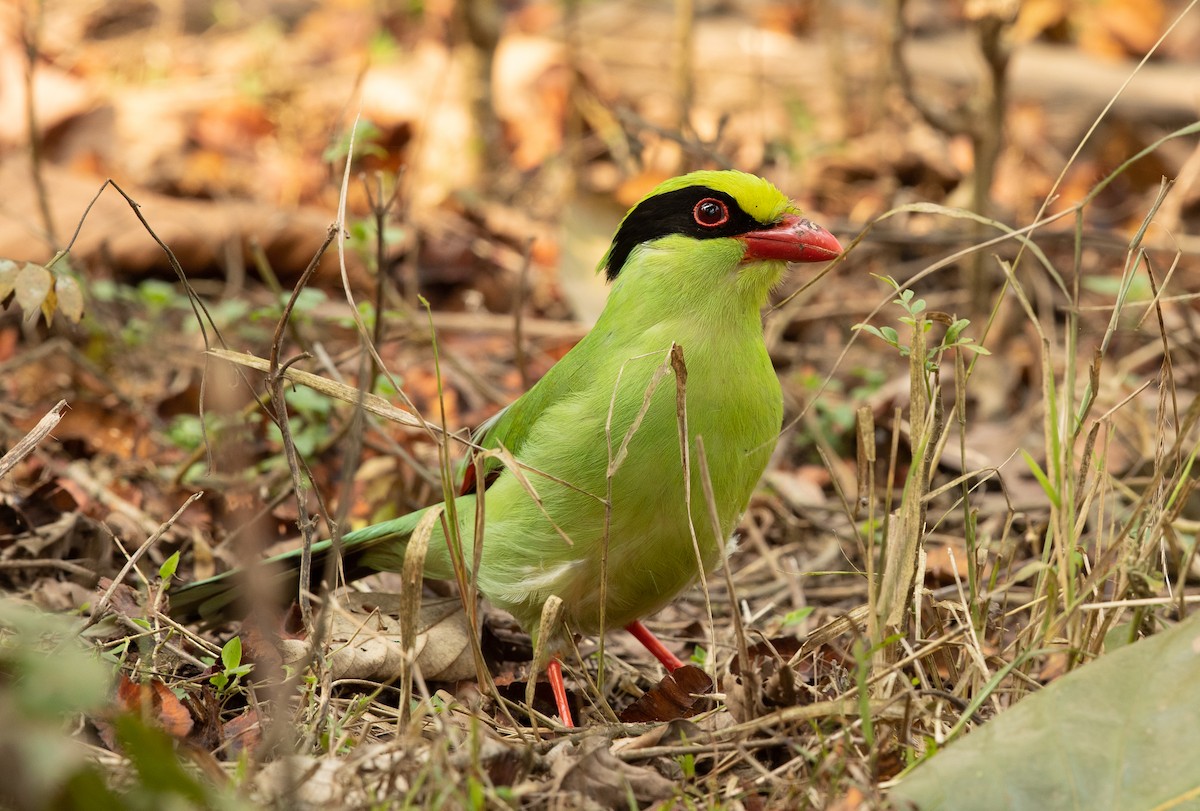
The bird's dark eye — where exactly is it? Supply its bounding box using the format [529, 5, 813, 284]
[693, 198, 729, 227]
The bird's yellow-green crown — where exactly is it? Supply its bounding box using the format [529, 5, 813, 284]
[638, 170, 795, 224]
[598, 170, 798, 280]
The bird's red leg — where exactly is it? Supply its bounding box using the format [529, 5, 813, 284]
[546, 657, 575, 728]
[625, 620, 685, 672]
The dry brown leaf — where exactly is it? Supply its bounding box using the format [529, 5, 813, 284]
[546, 734, 676, 811]
[254, 756, 344, 809]
[721, 669, 771, 725]
[618, 664, 713, 723]
[107, 674, 195, 742]
[722, 636, 821, 720]
[56, 402, 157, 460]
[321, 593, 476, 683]
[28, 579, 94, 612]
[222, 707, 262, 758]
[924, 542, 971, 584]
[149, 679, 195, 739]
[1014, 0, 1166, 57]
[93, 578, 142, 618]
[612, 718, 705, 754]
[764, 467, 828, 511]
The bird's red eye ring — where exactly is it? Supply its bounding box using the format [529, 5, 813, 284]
[693, 198, 729, 227]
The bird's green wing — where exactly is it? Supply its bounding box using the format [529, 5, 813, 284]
[457, 351, 591, 494]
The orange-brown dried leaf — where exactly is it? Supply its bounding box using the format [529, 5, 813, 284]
[924, 541, 971, 585]
[1012, 0, 1067, 42]
[223, 707, 263, 758]
[150, 679, 194, 739]
[618, 664, 713, 723]
[114, 673, 143, 714]
[494, 36, 568, 170]
[240, 617, 288, 672]
[109, 674, 195, 741]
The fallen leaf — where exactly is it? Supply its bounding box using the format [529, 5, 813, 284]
[730, 636, 804, 676]
[721, 672, 761, 724]
[612, 718, 705, 753]
[547, 734, 675, 810]
[56, 402, 157, 460]
[0, 325, 15, 361]
[493, 35, 568, 170]
[924, 542, 970, 585]
[104, 674, 195, 744]
[891, 613, 1200, 810]
[93, 578, 142, 618]
[1078, 0, 1166, 58]
[618, 664, 713, 723]
[254, 756, 344, 808]
[149, 679, 195, 739]
[239, 617, 286, 674]
[319, 593, 477, 683]
[222, 707, 262, 758]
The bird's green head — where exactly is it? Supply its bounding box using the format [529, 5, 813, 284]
[596, 170, 841, 285]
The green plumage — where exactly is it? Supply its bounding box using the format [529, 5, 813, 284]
[172, 170, 831, 649]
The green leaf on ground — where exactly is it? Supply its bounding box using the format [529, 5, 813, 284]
[891, 613, 1200, 810]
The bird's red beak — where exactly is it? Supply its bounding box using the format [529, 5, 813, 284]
[739, 214, 842, 263]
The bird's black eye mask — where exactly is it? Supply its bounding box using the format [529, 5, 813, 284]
[602, 186, 767, 281]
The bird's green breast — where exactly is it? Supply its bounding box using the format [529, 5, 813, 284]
[470, 310, 782, 636]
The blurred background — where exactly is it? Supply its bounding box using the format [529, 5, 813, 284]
[3, 0, 1198, 316]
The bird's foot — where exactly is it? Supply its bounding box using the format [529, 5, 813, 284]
[547, 658, 574, 728]
[625, 620, 685, 672]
